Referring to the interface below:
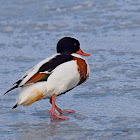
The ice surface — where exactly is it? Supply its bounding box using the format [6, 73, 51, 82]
[0, 0, 140, 140]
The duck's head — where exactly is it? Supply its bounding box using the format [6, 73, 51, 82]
[57, 37, 90, 56]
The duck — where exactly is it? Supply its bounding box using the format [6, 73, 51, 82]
[4, 37, 90, 119]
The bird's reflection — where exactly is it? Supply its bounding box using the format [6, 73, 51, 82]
[18, 117, 69, 139]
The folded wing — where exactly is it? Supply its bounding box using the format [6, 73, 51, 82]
[4, 54, 73, 95]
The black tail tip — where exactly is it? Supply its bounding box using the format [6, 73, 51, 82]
[12, 104, 18, 109]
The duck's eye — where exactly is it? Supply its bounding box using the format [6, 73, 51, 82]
[74, 43, 77, 46]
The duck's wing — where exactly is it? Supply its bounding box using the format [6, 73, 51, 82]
[4, 54, 54, 95]
[4, 54, 73, 95]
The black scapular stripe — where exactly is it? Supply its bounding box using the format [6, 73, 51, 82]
[38, 54, 73, 73]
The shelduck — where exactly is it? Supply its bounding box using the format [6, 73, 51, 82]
[4, 37, 90, 119]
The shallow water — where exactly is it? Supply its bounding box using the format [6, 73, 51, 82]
[0, 0, 140, 139]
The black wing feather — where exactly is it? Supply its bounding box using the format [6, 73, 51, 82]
[38, 54, 73, 72]
[4, 84, 18, 95]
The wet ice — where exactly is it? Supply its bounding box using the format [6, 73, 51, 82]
[0, 0, 140, 139]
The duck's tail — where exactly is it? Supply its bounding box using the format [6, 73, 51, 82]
[12, 103, 18, 109]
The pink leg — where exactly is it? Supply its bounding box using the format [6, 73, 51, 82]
[48, 94, 68, 119]
[49, 97, 75, 114]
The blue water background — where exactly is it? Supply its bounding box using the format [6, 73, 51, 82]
[0, 0, 140, 139]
